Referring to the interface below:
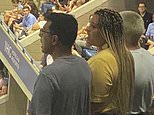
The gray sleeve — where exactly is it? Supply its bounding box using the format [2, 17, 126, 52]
[28, 73, 54, 115]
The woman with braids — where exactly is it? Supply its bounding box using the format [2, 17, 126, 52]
[86, 9, 135, 115]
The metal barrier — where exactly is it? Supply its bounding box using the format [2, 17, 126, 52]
[0, 19, 40, 100]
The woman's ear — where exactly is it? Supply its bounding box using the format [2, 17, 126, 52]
[51, 35, 59, 45]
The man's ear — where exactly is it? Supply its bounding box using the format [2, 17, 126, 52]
[51, 35, 59, 45]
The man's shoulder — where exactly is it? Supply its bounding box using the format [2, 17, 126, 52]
[131, 48, 146, 54]
[42, 62, 58, 74]
[131, 48, 154, 60]
[42, 56, 88, 73]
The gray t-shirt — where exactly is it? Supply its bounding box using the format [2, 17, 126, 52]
[131, 48, 154, 113]
[28, 55, 92, 115]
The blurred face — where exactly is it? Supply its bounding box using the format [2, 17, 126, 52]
[86, 14, 105, 47]
[39, 21, 59, 55]
[138, 3, 146, 14]
[38, 14, 45, 21]
[23, 8, 30, 16]
[39, 21, 54, 54]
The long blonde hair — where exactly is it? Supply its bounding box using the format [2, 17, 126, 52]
[94, 9, 135, 115]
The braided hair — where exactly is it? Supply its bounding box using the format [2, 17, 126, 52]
[94, 9, 135, 115]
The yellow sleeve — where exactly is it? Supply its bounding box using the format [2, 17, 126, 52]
[88, 59, 113, 103]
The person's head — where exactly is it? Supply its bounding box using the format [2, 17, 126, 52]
[86, 9, 124, 50]
[26, 1, 39, 17]
[120, 11, 145, 48]
[138, 2, 146, 14]
[40, 12, 78, 56]
[38, 14, 45, 21]
[87, 9, 135, 115]
[11, 0, 19, 7]
[23, 6, 31, 16]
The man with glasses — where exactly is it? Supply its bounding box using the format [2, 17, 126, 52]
[14, 5, 36, 39]
[138, 2, 152, 31]
[138, 2, 153, 50]
[28, 12, 92, 115]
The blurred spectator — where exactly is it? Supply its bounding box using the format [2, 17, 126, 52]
[146, 14, 154, 41]
[59, 0, 68, 6]
[18, 0, 24, 10]
[25, 0, 39, 18]
[137, 2, 153, 50]
[41, 0, 57, 14]
[138, 2, 152, 31]
[139, 35, 154, 50]
[11, 0, 20, 9]
[14, 6, 37, 39]
[4, 0, 23, 32]
[77, 25, 87, 38]
[3, 12, 11, 26]
[56, 0, 89, 12]
[31, 14, 46, 31]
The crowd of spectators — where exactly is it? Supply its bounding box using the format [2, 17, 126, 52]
[2, 0, 89, 39]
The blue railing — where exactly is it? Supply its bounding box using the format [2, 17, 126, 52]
[0, 19, 40, 100]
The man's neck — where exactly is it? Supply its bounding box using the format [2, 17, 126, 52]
[51, 48, 72, 60]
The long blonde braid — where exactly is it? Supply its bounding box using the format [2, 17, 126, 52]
[94, 9, 135, 115]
